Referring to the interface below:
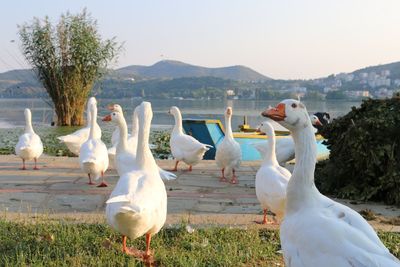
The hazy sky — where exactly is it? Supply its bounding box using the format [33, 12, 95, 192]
[1, 0, 400, 79]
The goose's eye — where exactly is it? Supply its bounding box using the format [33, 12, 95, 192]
[112, 113, 116, 116]
[291, 103, 297, 108]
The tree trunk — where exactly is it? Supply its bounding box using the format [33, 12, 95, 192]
[54, 96, 87, 126]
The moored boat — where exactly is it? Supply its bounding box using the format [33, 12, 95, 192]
[182, 119, 329, 161]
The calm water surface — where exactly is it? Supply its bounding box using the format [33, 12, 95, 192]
[0, 98, 361, 130]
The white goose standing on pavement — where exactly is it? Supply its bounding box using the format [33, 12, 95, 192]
[106, 101, 167, 262]
[215, 107, 241, 184]
[15, 108, 43, 170]
[168, 106, 212, 171]
[79, 97, 109, 187]
[255, 121, 291, 224]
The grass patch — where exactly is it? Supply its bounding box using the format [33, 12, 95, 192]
[0, 220, 399, 266]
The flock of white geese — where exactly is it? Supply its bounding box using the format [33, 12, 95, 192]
[14, 97, 399, 266]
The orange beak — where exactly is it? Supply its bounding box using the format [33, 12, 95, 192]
[261, 103, 286, 121]
[102, 114, 112, 122]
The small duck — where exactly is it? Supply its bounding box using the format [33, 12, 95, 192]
[215, 107, 242, 184]
[79, 97, 109, 187]
[168, 106, 212, 171]
[15, 108, 43, 170]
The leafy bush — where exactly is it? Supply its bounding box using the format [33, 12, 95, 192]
[150, 130, 172, 159]
[315, 98, 400, 206]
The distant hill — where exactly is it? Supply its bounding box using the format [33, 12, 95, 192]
[115, 60, 271, 81]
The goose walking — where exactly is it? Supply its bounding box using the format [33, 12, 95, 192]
[255, 121, 291, 224]
[106, 101, 167, 262]
[262, 99, 399, 267]
[15, 108, 43, 170]
[79, 98, 109, 187]
[215, 107, 241, 184]
[58, 97, 101, 155]
[168, 106, 212, 171]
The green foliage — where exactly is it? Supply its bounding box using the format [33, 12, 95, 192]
[18, 9, 121, 126]
[315, 98, 400, 205]
[149, 131, 171, 159]
[0, 220, 286, 266]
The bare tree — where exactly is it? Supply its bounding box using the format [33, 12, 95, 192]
[19, 9, 121, 126]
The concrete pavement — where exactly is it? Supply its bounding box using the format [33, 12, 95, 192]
[0, 155, 399, 231]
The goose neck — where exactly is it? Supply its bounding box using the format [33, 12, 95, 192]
[131, 111, 139, 139]
[86, 102, 92, 127]
[224, 114, 234, 139]
[172, 111, 183, 134]
[25, 111, 34, 134]
[136, 111, 157, 169]
[88, 105, 97, 139]
[286, 123, 320, 211]
[262, 125, 278, 165]
[116, 115, 129, 153]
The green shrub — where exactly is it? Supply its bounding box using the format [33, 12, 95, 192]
[315, 98, 400, 206]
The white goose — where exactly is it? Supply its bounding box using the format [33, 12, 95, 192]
[215, 107, 241, 184]
[253, 115, 322, 164]
[102, 107, 176, 180]
[15, 108, 43, 170]
[106, 101, 167, 261]
[169, 106, 212, 171]
[255, 121, 291, 224]
[107, 104, 132, 165]
[79, 98, 109, 187]
[263, 99, 400, 267]
[58, 97, 101, 155]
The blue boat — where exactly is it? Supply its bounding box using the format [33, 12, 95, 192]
[182, 119, 329, 161]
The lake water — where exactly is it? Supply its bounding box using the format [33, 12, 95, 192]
[0, 98, 361, 130]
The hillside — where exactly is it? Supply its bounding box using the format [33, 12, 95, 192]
[115, 60, 270, 81]
[351, 61, 400, 78]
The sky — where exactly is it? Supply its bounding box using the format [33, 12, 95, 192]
[0, 0, 400, 79]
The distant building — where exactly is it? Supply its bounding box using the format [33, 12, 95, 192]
[375, 88, 394, 99]
[345, 90, 370, 99]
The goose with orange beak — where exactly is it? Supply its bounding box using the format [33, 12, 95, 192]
[261, 99, 399, 267]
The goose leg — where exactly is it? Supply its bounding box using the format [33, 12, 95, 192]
[230, 169, 238, 184]
[122, 235, 142, 257]
[254, 209, 269, 224]
[143, 233, 154, 264]
[87, 174, 95, 185]
[20, 159, 26, 170]
[171, 160, 179, 171]
[187, 165, 192, 171]
[262, 209, 268, 224]
[97, 171, 108, 187]
[220, 168, 228, 182]
[33, 158, 39, 170]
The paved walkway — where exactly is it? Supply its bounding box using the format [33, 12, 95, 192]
[0, 155, 399, 231]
